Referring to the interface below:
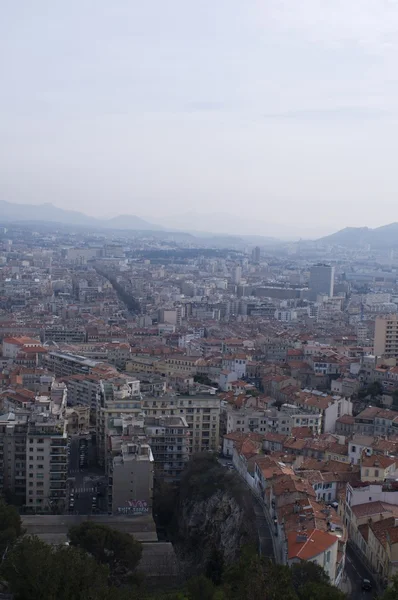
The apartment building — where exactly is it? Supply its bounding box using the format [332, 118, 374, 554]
[309, 264, 335, 301]
[225, 404, 322, 436]
[366, 517, 398, 584]
[110, 439, 154, 515]
[0, 409, 68, 512]
[128, 373, 166, 396]
[287, 530, 339, 583]
[26, 413, 68, 512]
[165, 356, 202, 376]
[62, 373, 102, 411]
[45, 351, 99, 377]
[2, 336, 42, 358]
[64, 405, 90, 435]
[360, 454, 397, 482]
[42, 326, 86, 344]
[343, 481, 398, 585]
[141, 394, 220, 453]
[96, 379, 143, 467]
[354, 406, 398, 436]
[289, 391, 353, 434]
[126, 356, 164, 374]
[0, 412, 29, 505]
[145, 416, 190, 481]
[107, 343, 131, 369]
[63, 372, 140, 413]
[374, 314, 398, 358]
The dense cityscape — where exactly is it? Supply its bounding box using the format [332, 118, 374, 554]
[3, 0, 398, 596]
[0, 218, 398, 598]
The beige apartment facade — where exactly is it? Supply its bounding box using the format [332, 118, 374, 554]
[141, 394, 220, 453]
[145, 416, 190, 481]
[374, 314, 398, 358]
[26, 414, 68, 512]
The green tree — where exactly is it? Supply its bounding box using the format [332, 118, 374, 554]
[291, 561, 329, 596]
[299, 581, 347, 600]
[263, 562, 298, 600]
[368, 381, 383, 398]
[153, 479, 178, 532]
[381, 573, 398, 600]
[222, 546, 268, 600]
[186, 575, 215, 600]
[193, 375, 213, 387]
[205, 546, 224, 585]
[1, 535, 112, 600]
[68, 521, 142, 584]
[0, 497, 23, 557]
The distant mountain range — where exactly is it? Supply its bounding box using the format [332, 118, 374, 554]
[318, 223, 398, 248]
[0, 200, 281, 247]
[0, 200, 161, 231]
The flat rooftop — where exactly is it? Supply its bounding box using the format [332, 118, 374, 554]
[22, 513, 158, 543]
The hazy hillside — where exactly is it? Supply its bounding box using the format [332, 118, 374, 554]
[317, 223, 398, 248]
[0, 200, 159, 231]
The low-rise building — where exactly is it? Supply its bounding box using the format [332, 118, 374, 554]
[287, 529, 339, 583]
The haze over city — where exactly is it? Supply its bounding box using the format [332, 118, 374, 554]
[2, 1, 398, 237]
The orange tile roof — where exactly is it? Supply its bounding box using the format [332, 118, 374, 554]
[352, 501, 398, 519]
[287, 529, 337, 560]
[361, 454, 396, 469]
[370, 516, 398, 548]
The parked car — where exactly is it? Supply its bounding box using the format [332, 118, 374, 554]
[362, 579, 372, 591]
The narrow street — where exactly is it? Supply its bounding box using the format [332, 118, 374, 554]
[253, 499, 275, 559]
[342, 544, 379, 600]
[68, 436, 107, 515]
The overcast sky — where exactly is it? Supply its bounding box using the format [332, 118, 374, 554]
[1, 1, 398, 238]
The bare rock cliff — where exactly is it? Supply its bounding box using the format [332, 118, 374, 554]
[174, 455, 257, 575]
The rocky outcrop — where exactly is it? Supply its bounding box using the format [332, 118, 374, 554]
[173, 455, 257, 575]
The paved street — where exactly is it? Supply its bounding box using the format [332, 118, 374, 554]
[253, 499, 275, 559]
[341, 544, 379, 600]
[68, 436, 107, 515]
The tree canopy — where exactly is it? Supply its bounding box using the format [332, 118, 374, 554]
[381, 573, 398, 600]
[0, 535, 116, 600]
[68, 521, 142, 584]
[0, 497, 23, 557]
[0, 506, 348, 600]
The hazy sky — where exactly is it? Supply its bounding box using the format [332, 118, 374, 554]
[1, 1, 398, 238]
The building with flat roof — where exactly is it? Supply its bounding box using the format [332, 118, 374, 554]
[374, 314, 398, 358]
[110, 439, 154, 516]
[309, 264, 335, 301]
[141, 394, 220, 454]
[145, 416, 190, 481]
[45, 351, 99, 377]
